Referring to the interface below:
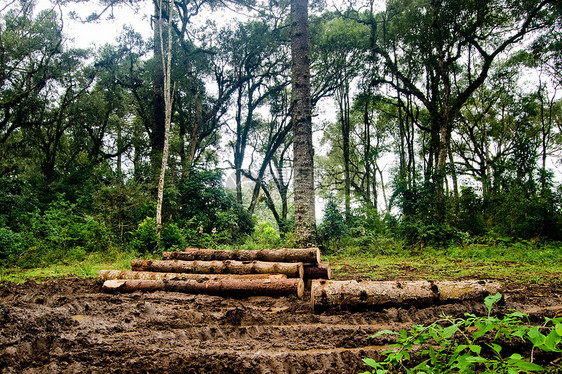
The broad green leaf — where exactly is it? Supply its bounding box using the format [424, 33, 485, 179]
[484, 293, 502, 313]
[454, 344, 468, 354]
[527, 326, 546, 347]
[544, 330, 561, 351]
[507, 311, 527, 319]
[509, 359, 546, 371]
[442, 324, 459, 339]
[464, 356, 488, 363]
[555, 322, 562, 337]
[468, 345, 482, 354]
[487, 343, 502, 354]
[369, 330, 399, 338]
[362, 358, 380, 369]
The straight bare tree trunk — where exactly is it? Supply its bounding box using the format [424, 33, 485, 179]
[97, 270, 287, 281]
[162, 247, 320, 263]
[131, 259, 304, 278]
[155, 0, 174, 230]
[102, 278, 305, 298]
[291, 0, 316, 247]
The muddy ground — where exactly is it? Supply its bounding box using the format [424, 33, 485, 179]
[0, 278, 560, 373]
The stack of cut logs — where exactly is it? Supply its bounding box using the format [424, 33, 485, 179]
[99, 247, 331, 299]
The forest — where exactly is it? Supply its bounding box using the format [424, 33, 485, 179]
[1, 0, 561, 274]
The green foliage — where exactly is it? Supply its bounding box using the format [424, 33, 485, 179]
[6, 195, 114, 268]
[175, 170, 254, 244]
[129, 217, 158, 254]
[361, 294, 562, 374]
[251, 221, 282, 248]
[92, 181, 154, 244]
[159, 222, 186, 251]
[0, 226, 24, 261]
[318, 196, 348, 252]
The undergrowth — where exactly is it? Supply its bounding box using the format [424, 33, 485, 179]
[361, 293, 562, 373]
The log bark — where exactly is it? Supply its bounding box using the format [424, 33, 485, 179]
[303, 263, 331, 280]
[162, 247, 321, 264]
[102, 278, 305, 298]
[97, 270, 287, 281]
[311, 280, 503, 309]
[434, 280, 502, 301]
[311, 280, 436, 309]
[131, 259, 304, 278]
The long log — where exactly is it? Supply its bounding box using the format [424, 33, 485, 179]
[102, 278, 305, 298]
[311, 280, 436, 309]
[131, 259, 304, 278]
[162, 247, 321, 264]
[434, 280, 502, 301]
[303, 263, 332, 280]
[97, 270, 287, 281]
[311, 280, 504, 309]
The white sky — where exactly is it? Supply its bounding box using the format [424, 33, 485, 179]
[35, 0, 153, 48]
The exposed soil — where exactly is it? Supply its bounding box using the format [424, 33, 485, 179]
[0, 277, 560, 373]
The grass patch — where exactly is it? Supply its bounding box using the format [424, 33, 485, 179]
[325, 242, 562, 283]
[0, 249, 137, 283]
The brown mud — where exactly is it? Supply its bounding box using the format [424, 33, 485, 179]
[0, 278, 560, 373]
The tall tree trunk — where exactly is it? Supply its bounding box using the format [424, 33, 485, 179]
[155, 0, 173, 230]
[291, 0, 316, 246]
[338, 79, 351, 221]
[151, 0, 166, 180]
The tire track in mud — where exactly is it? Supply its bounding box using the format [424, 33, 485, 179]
[1, 278, 560, 373]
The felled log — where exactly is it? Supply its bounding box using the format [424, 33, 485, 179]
[162, 247, 321, 264]
[434, 280, 502, 301]
[311, 280, 436, 309]
[303, 263, 332, 280]
[311, 280, 504, 309]
[102, 278, 305, 298]
[97, 269, 287, 281]
[131, 259, 304, 278]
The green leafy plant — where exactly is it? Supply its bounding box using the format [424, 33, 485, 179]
[129, 217, 158, 254]
[361, 293, 562, 374]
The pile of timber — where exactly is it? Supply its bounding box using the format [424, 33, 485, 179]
[99, 247, 331, 299]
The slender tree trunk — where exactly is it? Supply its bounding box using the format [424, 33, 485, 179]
[291, 0, 316, 246]
[339, 81, 351, 221]
[155, 0, 173, 230]
[363, 93, 372, 207]
[151, 0, 166, 180]
[185, 93, 202, 179]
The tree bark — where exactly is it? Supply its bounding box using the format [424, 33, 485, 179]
[102, 278, 305, 298]
[291, 0, 316, 247]
[131, 259, 304, 278]
[155, 0, 174, 230]
[311, 280, 502, 309]
[97, 270, 287, 281]
[162, 247, 320, 263]
[151, 0, 166, 178]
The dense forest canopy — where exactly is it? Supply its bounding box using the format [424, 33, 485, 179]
[0, 0, 561, 266]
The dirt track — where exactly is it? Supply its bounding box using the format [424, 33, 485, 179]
[0, 278, 560, 373]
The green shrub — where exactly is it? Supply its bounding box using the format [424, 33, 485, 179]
[361, 293, 562, 374]
[160, 222, 186, 251]
[252, 221, 282, 248]
[129, 217, 158, 254]
[176, 169, 254, 243]
[0, 226, 25, 261]
[318, 196, 348, 252]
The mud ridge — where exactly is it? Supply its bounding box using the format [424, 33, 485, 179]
[0, 278, 560, 373]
